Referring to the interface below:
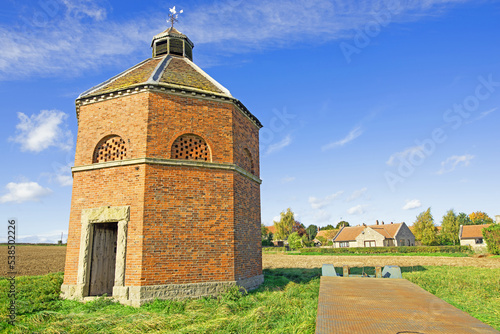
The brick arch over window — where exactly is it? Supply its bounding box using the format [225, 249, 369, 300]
[243, 148, 255, 174]
[93, 135, 127, 163]
[171, 134, 211, 162]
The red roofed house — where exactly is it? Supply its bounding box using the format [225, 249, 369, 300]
[332, 221, 415, 248]
[314, 229, 339, 246]
[459, 224, 491, 250]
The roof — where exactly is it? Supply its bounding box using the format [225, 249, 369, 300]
[460, 224, 491, 239]
[265, 226, 276, 234]
[79, 55, 231, 98]
[316, 229, 339, 240]
[76, 54, 263, 129]
[151, 27, 193, 47]
[333, 223, 405, 242]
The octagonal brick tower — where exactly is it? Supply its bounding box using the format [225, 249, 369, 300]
[61, 26, 263, 306]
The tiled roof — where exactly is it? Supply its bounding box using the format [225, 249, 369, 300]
[79, 55, 231, 99]
[316, 229, 339, 240]
[333, 226, 365, 242]
[333, 223, 404, 242]
[160, 57, 224, 93]
[460, 224, 491, 239]
[266, 226, 276, 234]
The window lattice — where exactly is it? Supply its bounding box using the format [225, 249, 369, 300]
[93, 136, 127, 163]
[171, 134, 210, 161]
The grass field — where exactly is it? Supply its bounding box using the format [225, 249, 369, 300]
[1, 266, 499, 333]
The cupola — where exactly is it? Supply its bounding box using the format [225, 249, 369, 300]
[151, 6, 194, 60]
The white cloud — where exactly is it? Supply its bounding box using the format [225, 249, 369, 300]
[477, 107, 497, 120]
[266, 134, 292, 155]
[437, 155, 474, 174]
[0, 0, 472, 80]
[0, 182, 52, 203]
[346, 187, 368, 202]
[314, 210, 332, 223]
[309, 191, 344, 210]
[386, 145, 424, 166]
[9, 110, 73, 152]
[402, 199, 421, 210]
[347, 205, 365, 215]
[322, 126, 363, 151]
[281, 176, 296, 183]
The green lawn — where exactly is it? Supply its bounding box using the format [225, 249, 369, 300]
[0, 266, 498, 333]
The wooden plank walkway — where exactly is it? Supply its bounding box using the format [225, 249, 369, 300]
[316, 276, 499, 334]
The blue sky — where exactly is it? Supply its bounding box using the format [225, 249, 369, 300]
[1, 0, 499, 242]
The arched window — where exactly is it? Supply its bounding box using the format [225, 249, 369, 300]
[171, 134, 210, 161]
[243, 148, 255, 174]
[93, 135, 127, 163]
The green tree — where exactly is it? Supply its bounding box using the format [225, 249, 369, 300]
[457, 212, 472, 226]
[322, 224, 335, 230]
[261, 224, 269, 240]
[273, 208, 296, 240]
[483, 224, 500, 255]
[469, 211, 494, 225]
[305, 225, 318, 241]
[440, 209, 459, 245]
[336, 221, 349, 229]
[287, 232, 302, 250]
[413, 208, 438, 246]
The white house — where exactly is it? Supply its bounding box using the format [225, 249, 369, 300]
[332, 222, 415, 248]
[459, 224, 491, 250]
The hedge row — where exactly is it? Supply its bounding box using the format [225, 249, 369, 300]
[262, 246, 287, 252]
[299, 245, 472, 254]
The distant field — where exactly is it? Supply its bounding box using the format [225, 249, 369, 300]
[0, 245, 66, 277]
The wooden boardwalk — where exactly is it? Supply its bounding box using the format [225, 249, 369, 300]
[316, 276, 499, 334]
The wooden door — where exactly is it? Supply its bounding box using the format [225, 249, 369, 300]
[89, 223, 118, 296]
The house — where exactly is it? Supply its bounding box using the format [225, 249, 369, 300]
[459, 224, 491, 250]
[313, 229, 339, 246]
[332, 221, 415, 248]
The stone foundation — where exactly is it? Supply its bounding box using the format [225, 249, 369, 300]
[61, 274, 264, 307]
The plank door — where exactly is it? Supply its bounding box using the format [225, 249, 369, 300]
[88, 222, 118, 296]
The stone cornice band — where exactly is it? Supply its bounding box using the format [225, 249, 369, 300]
[72, 158, 262, 184]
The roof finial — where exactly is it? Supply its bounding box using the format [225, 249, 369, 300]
[168, 6, 183, 28]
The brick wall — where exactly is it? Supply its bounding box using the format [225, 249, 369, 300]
[65, 89, 262, 290]
[63, 165, 146, 286]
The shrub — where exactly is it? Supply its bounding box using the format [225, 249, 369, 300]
[483, 224, 500, 255]
[287, 232, 302, 250]
[299, 245, 472, 255]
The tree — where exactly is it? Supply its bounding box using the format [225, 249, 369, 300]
[412, 208, 438, 246]
[483, 224, 500, 255]
[287, 232, 302, 250]
[469, 211, 494, 225]
[294, 221, 308, 237]
[322, 224, 336, 230]
[457, 212, 472, 226]
[440, 209, 459, 245]
[273, 208, 296, 240]
[305, 225, 318, 242]
[261, 224, 269, 240]
[336, 221, 350, 229]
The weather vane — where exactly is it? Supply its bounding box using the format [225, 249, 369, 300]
[168, 6, 183, 28]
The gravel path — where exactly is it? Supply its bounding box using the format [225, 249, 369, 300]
[263, 253, 500, 269]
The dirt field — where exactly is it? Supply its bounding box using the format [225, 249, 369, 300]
[1, 246, 499, 277]
[263, 253, 500, 269]
[0, 245, 66, 276]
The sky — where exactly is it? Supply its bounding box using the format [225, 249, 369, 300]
[1, 0, 499, 243]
